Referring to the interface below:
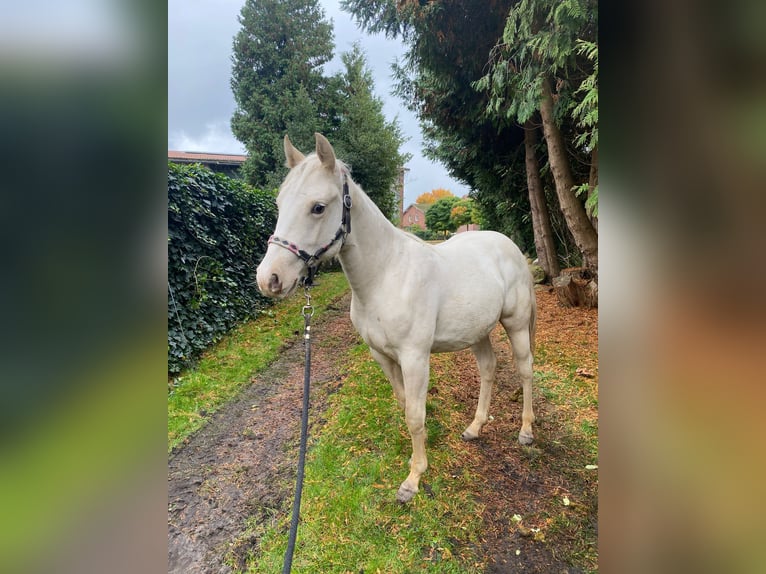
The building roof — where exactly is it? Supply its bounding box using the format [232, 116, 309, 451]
[403, 203, 433, 213]
[168, 150, 247, 166]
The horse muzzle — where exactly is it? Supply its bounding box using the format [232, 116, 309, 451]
[256, 246, 304, 298]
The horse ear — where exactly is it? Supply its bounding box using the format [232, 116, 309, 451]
[284, 135, 305, 168]
[314, 133, 336, 172]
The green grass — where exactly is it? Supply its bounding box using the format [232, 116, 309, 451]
[531, 342, 599, 572]
[169, 275, 598, 572]
[168, 272, 350, 452]
[243, 344, 485, 573]
[235, 320, 598, 573]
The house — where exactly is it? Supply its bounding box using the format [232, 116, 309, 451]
[168, 150, 247, 179]
[401, 203, 429, 230]
[400, 202, 479, 233]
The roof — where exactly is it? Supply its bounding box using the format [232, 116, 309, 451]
[403, 203, 433, 213]
[168, 150, 248, 166]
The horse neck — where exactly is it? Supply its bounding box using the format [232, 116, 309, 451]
[338, 179, 403, 297]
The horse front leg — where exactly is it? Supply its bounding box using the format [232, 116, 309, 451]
[396, 355, 430, 503]
[369, 348, 405, 410]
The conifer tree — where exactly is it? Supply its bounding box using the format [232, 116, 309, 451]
[231, 0, 333, 189]
[231, 1, 408, 220]
[329, 44, 409, 219]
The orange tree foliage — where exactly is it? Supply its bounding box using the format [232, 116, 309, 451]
[415, 188, 454, 205]
[450, 198, 478, 228]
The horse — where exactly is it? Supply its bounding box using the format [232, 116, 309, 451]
[256, 133, 536, 503]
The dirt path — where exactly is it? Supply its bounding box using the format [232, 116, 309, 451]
[168, 293, 358, 574]
[168, 287, 597, 573]
[431, 285, 597, 573]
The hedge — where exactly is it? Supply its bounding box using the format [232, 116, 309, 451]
[168, 162, 277, 374]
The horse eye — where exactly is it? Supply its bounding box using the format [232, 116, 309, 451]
[311, 203, 326, 215]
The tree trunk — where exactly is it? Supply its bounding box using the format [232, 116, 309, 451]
[524, 120, 560, 280]
[552, 267, 598, 308]
[588, 146, 598, 232]
[539, 76, 599, 272]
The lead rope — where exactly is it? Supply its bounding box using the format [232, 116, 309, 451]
[282, 287, 314, 574]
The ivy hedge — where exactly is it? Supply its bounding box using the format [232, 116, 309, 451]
[168, 162, 277, 374]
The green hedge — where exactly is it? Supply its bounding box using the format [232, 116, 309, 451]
[168, 162, 277, 374]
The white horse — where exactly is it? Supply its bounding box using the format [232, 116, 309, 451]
[256, 133, 536, 503]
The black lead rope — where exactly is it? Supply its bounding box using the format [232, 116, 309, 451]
[276, 173, 351, 571]
[282, 288, 314, 574]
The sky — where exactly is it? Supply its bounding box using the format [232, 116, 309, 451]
[167, 0, 470, 207]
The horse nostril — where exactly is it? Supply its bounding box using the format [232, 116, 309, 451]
[268, 273, 282, 294]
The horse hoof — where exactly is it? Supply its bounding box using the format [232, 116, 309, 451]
[461, 429, 479, 441]
[396, 484, 417, 504]
[518, 431, 534, 445]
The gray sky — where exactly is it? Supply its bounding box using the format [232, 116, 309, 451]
[168, 0, 470, 207]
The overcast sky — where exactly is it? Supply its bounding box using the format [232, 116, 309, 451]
[168, 0, 470, 207]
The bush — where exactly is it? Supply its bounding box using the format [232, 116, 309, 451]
[404, 226, 439, 241]
[168, 163, 277, 374]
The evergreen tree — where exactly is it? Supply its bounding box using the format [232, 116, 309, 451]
[342, 0, 596, 272]
[476, 0, 598, 269]
[231, 0, 333, 189]
[342, 0, 539, 252]
[231, 7, 407, 220]
[329, 44, 410, 220]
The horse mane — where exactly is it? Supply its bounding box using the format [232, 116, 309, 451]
[285, 153, 425, 248]
[292, 152, 350, 177]
[400, 229, 428, 245]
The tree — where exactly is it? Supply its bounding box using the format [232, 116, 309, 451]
[416, 188, 454, 205]
[231, 6, 407, 220]
[572, 40, 598, 227]
[524, 121, 560, 279]
[450, 198, 479, 229]
[327, 44, 410, 220]
[231, 0, 333, 189]
[343, 0, 597, 275]
[426, 196, 460, 237]
[476, 0, 599, 270]
[341, 0, 555, 259]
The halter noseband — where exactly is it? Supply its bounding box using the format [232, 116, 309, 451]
[268, 172, 352, 287]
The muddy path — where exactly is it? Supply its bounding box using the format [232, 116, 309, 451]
[168, 287, 597, 573]
[168, 293, 358, 574]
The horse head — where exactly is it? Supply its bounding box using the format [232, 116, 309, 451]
[256, 133, 349, 298]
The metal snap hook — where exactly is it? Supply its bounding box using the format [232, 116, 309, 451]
[302, 287, 314, 318]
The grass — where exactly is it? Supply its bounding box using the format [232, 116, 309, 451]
[242, 343, 486, 573]
[167, 271, 350, 452]
[530, 340, 599, 572]
[236, 313, 598, 573]
[169, 274, 598, 572]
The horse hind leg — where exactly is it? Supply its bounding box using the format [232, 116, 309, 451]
[502, 318, 535, 445]
[462, 335, 497, 441]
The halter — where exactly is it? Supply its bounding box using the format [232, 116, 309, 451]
[268, 171, 352, 287]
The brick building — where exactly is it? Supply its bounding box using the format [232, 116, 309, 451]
[401, 203, 429, 230]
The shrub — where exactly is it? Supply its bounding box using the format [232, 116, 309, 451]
[168, 162, 277, 374]
[404, 226, 439, 241]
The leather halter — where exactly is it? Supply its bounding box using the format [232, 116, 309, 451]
[268, 172, 352, 287]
